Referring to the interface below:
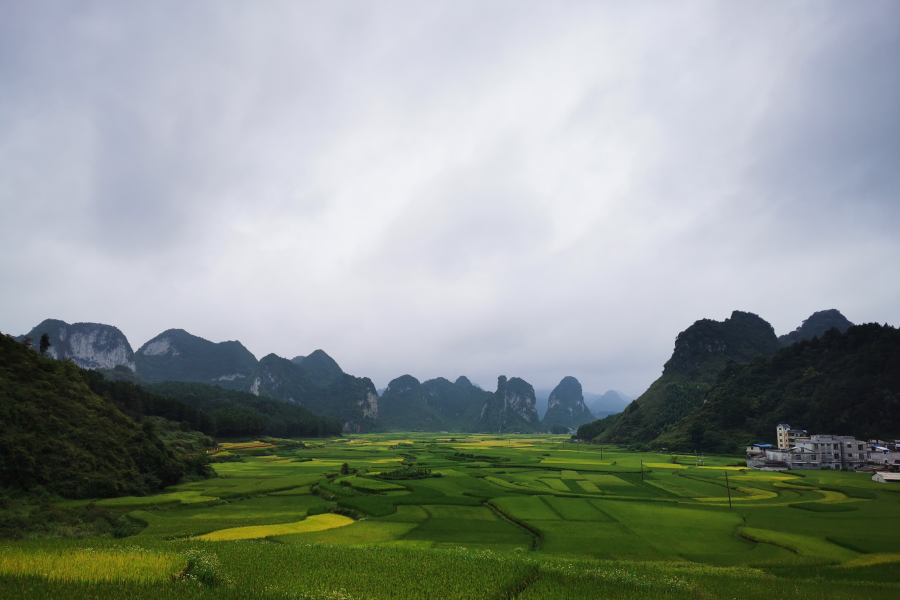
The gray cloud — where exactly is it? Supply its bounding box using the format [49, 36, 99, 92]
[1, 1, 899, 396]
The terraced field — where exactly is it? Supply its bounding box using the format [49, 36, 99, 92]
[4, 434, 900, 599]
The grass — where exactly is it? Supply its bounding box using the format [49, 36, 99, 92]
[0, 545, 185, 583]
[3, 433, 900, 599]
[196, 514, 354, 541]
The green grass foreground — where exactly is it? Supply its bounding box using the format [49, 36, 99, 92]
[3, 433, 900, 599]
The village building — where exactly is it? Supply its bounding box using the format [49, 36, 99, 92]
[776, 424, 809, 449]
[872, 472, 900, 483]
[748, 426, 868, 470]
[868, 440, 900, 466]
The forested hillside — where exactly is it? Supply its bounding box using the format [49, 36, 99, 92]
[778, 309, 853, 346]
[0, 333, 213, 499]
[654, 323, 900, 452]
[583, 311, 779, 444]
[145, 381, 343, 437]
[135, 329, 258, 388]
[378, 375, 491, 431]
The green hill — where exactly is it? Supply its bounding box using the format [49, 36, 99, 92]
[248, 354, 379, 433]
[0, 332, 212, 499]
[654, 323, 900, 453]
[779, 309, 854, 346]
[134, 329, 258, 389]
[579, 311, 780, 444]
[378, 375, 445, 431]
[422, 376, 491, 431]
[378, 375, 495, 432]
[542, 376, 594, 430]
[478, 376, 544, 433]
[144, 381, 342, 438]
[292, 350, 344, 387]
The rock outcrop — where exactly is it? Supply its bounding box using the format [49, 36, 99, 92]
[542, 376, 594, 429]
[17, 319, 135, 371]
[581, 310, 781, 445]
[478, 376, 544, 433]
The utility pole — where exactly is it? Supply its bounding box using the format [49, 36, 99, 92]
[600, 446, 603, 460]
[640, 459, 644, 481]
[725, 471, 732, 509]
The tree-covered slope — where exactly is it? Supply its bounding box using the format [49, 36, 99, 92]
[379, 375, 492, 432]
[378, 375, 445, 431]
[581, 311, 780, 444]
[542, 376, 594, 429]
[422, 376, 492, 431]
[145, 381, 342, 438]
[0, 333, 212, 499]
[779, 309, 854, 346]
[478, 376, 544, 433]
[292, 350, 344, 387]
[654, 323, 900, 453]
[248, 354, 379, 433]
[134, 329, 258, 388]
[17, 319, 135, 371]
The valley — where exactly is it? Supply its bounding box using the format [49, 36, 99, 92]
[2, 434, 899, 599]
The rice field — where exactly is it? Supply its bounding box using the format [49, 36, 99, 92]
[3, 433, 899, 599]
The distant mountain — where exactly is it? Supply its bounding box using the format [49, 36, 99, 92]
[135, 329, 258, 389]
[654, 323, 900, 453]
[422, 376, 491, 431]
[17, 319, 135, 371]
[537, 388, 629, 418]
[542, 376, 594, 429]
[378, 375, 491, 431]
[378, 375, 445, 431]
[779, 309, 853, 346]
[247, 352, 379, 433]
[584, 390, 630, 416]
[478, 376, 544, 433]
[580, 311, 780, 444]
[292, 350, 344, 387]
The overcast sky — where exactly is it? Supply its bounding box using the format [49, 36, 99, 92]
[2, 1, 898, 396]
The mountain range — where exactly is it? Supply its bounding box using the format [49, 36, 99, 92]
[17, 308, 881, 439]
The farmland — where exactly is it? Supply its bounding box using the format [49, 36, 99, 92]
[3, 433, 900, 599]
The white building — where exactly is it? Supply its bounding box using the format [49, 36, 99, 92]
[872, 472, 900, 483]
[748, 427, 868, 470]
[868, 440, 900, 466]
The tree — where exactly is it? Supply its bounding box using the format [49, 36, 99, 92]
[39, 333, 51, 355]
[20, 336, 33, 349]
[340, 462, 350, 475]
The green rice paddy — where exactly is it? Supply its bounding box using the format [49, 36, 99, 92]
[4, 433, 900, 599]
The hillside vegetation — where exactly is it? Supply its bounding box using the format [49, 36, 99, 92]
[0, 333, 212, 500]
[655, 323, 900, 452]
[144, 381, 343, 437]
[584, 311, 779, 444]
[135, 329, 258, 389]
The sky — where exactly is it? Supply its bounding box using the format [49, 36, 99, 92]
[2, 1, 899, 396]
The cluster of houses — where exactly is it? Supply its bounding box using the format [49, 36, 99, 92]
[746, 424, 900, 482]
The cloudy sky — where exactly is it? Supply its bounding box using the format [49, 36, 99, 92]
[2, 1, 898, 396]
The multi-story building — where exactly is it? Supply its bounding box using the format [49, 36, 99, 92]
[748, 427, 867, 470]
[776, 424, 809, 449]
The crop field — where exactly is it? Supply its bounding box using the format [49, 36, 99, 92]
[3, 433, 900, 599]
